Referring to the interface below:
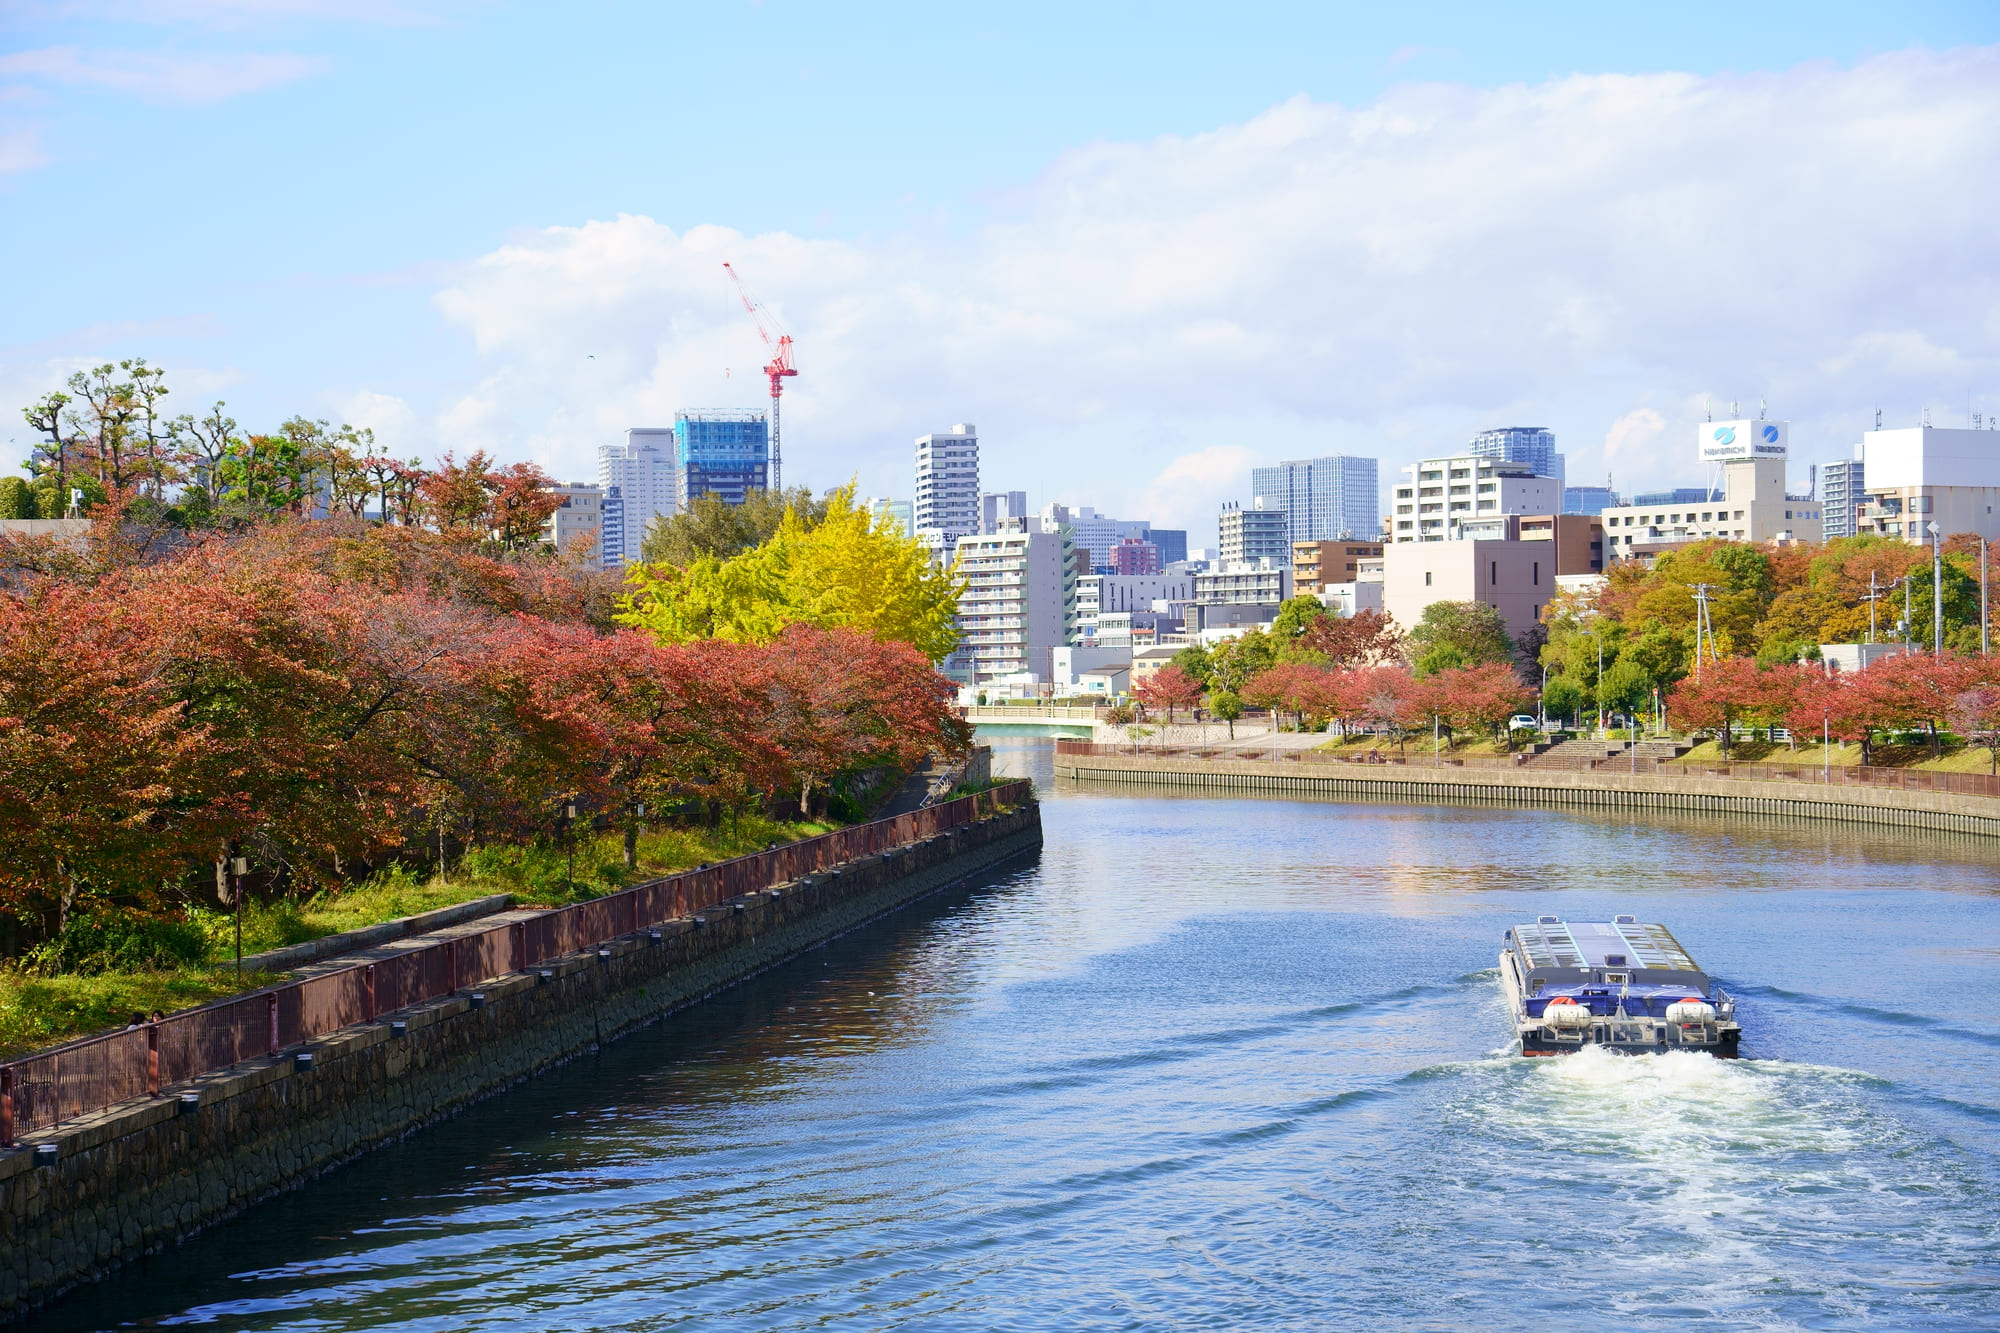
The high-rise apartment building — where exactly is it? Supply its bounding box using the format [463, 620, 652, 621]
[1109, 537, 1160, 575]
[946, 527, 1079, 683]
[543, 482, 604, 563]
[1391, 455, 1559, 542]
[1819, 449, 1864, 540]
[674, 410, 769, 508]
[598, 429, 680, 566]
[1218, 498, 1290, 565]
[915, 424, 980, 546]
[1250, 455, 1380, 542]
[1470, 426, 1564, 488]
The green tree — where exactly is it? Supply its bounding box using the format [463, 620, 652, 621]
[1170, 644, 1214, 690]
[641, 485, 832, 566]
[1541, 674, 1587, 728]
[1270, 595, 1330, 643]
[0, 476, 35, 519]
[1208, 689, 1244, 739]
[1406, 601, 1513, 676]
[1207, 629, 1279, 692]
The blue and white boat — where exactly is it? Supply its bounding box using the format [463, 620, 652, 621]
[1499, 915, 1742, 1057]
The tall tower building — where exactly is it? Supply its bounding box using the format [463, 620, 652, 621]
[675, 410, 770, 508]
[1470, 427, 1563, 488]
[598, 429, 680, 566]
[1250, 455, 1380, 542]
[1218, 498, 1289, 565]
[915, 424, 980, 546]
[1819, 447, 1864, 540]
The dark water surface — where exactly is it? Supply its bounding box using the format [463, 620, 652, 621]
[42, 739, 2000, 1331]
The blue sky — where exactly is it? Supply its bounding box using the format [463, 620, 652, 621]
[4, 1, 2000, 540]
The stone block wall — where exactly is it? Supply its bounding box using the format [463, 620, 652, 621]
[0, 801, 1041, 1322]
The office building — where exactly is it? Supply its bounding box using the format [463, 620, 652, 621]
[1293, 540, 1385, 595]
[1470, 426, 1563, 488]
[1146, 528, 1188, 566]
[543, 482, 604, 563]
[598, 430, 679, 566]
[1391, 455, 1559, 541]
[1562, 486, 1619, 516]
[1818, 449, 1864, 540]
[674, 410, 769, 508]
[916, 424, 980, 546]
[1251, 455, 1380, 542]
[1038, 503, 1126, 571]
[1218, 498, 1289, 565]
[1075, 571, 1196, 642]
[1109, 537, 1160, 575]
[981, 490, 1029, 534]
[1597, 419, 1822, 555]
[947, 526, 1080, 683]
[1853, 423, 2000, 542]
[866, 497, 915, 539]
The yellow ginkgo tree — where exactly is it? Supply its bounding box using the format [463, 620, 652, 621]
[616, 484, 965, 663]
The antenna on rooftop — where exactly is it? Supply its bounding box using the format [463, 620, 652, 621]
[1875, 407, 1883, 430]
[1759, 398, 1767, 421]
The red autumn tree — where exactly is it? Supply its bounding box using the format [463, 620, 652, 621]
[1134, 663, 1204, 725]
[1667, 656, 1773, 757]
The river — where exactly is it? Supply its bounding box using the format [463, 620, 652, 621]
[39, 739, 2000, 1331]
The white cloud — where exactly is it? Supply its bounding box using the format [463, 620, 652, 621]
[431, 47, 2000, 532]
[329, 388, 418, 457]
[0, 126, 46, 173]
[0, 46, 325, 103]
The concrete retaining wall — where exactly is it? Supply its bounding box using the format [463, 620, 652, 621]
[0, 801, 1041, 1322]
[1054, 754, 2000, 838]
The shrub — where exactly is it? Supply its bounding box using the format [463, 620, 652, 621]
[26, 908, 211, 976]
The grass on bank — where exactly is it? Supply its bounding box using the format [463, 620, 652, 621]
[0, 814, 835, 1061]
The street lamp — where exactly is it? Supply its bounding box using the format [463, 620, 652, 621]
[1580, 628, 1605, 737]
[230, 855, 249, 975]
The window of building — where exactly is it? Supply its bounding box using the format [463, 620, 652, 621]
[1425, 571, 1433, 586]
[1489, 560, 1498, 586]
[1533, 561, 1540, 586]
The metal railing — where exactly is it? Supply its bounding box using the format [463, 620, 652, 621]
[1052, 739, 2000, 798]
[0, 780, 1031, 1145]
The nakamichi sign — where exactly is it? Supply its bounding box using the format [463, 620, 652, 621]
[1699, 419, 1788, 462]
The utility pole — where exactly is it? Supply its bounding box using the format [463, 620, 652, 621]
[1931, 522, 1944, 657]
[1691, 584, 1715, 681]
[1867, 569, 1879, 645]
[1983, 536, 1990, 657]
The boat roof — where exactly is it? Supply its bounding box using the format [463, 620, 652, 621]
[1510, 916, 1701, 972]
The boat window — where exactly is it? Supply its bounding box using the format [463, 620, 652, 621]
[1604, 973, 1628, 984]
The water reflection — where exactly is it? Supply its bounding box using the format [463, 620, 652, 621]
[39, 739, 2000, 1332]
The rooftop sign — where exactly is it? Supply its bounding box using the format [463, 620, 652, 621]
[1699, 419, 1787, 462]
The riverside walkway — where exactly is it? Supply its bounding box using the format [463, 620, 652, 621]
[1051, 740, 2000, 838]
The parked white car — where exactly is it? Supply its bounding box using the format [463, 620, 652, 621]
[1508, 715, 1540, 731]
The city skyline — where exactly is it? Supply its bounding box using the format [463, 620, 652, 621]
[4, 6, 1999, 543]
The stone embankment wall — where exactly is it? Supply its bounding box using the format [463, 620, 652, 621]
[1054, 753, 2000, 838]
[0, 800, 1041, 1322]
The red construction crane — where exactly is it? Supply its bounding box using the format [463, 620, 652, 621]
[722, 261, 797, 492]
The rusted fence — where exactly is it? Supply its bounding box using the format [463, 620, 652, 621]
[1053, 739, 2000, 798]
[0, 780, 1030, 1145]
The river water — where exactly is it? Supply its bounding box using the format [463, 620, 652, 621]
[42, 739, 2000, 1331]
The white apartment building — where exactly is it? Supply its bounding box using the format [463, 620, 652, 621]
[947, 527, 1079, 683]
[1854, 423, 2000, 542]
[916, 424, 980, 547]
[544, 483, 604, 562]
[1218, 498, 1289, 565]
[1194, 560, 1292, 606]
[1391, 455, 1558, 542]
[1075, 572, 1196, 642]
[1598, 420, 1822, 556]
[1819, 450, 1864, 540]
[598, 429, 679, 567]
